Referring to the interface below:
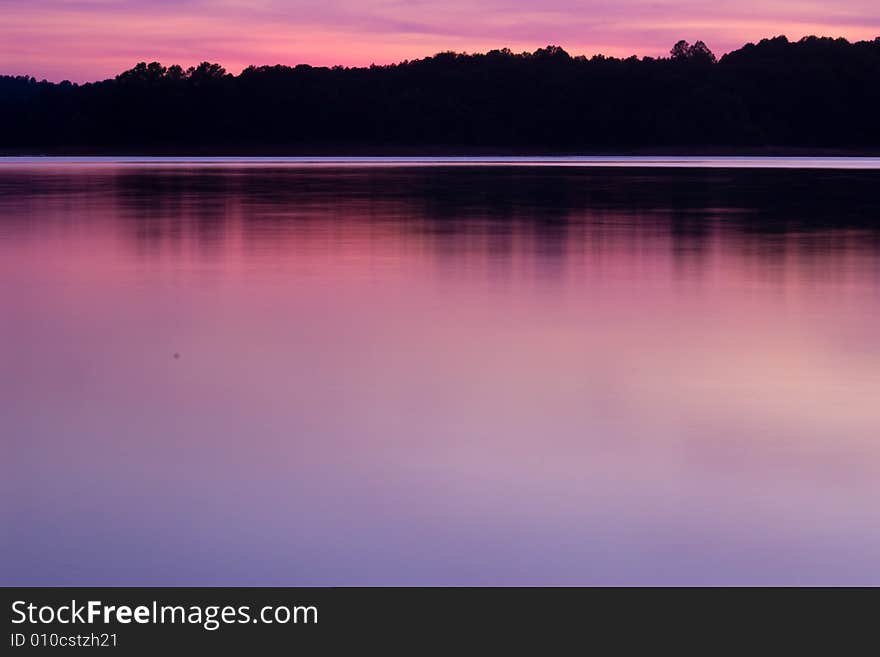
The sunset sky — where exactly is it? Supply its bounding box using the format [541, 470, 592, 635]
[3, 0, 879, 82]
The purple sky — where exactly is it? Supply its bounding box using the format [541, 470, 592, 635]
[3, 1, 880, 81]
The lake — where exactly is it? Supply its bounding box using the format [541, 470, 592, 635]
[2, 158, 879, 585]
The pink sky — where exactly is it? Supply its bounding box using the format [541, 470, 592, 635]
[3, 0, 879, 82]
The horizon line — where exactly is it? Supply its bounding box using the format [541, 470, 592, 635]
[5, 33, 879, 85]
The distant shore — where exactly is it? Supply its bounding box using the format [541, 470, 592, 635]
[4, 146, 880, 157]
[4, 38, 879, 154]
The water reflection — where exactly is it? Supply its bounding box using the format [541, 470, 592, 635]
[1, 165, 879, 585]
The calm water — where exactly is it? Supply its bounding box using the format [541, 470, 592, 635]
[2, 160, 880, 585]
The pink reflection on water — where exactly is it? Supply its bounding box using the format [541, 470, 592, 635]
[1, 165, 879, 584]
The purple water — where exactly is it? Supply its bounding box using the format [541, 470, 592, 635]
[2, 161, 879, 585]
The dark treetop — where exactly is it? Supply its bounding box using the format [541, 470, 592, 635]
[2, 36, 879, 153]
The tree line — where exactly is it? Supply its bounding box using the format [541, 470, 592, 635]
[1, 36, 879, 151]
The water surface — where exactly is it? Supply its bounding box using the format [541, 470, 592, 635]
[2, 160, 879, 585]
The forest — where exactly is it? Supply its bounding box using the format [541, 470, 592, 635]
[1, 36, 879, 152]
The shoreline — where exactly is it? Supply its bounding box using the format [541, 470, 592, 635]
[3, 154, 880, 171]
[4, 146, 880, 158]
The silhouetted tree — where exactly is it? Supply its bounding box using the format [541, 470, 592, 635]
[671, 40, 717, 63]
[1, 37, 878, 151]
[190, 62, 227, 81]
[670, 40, 691, 60]
[166, 64, 186, 80]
